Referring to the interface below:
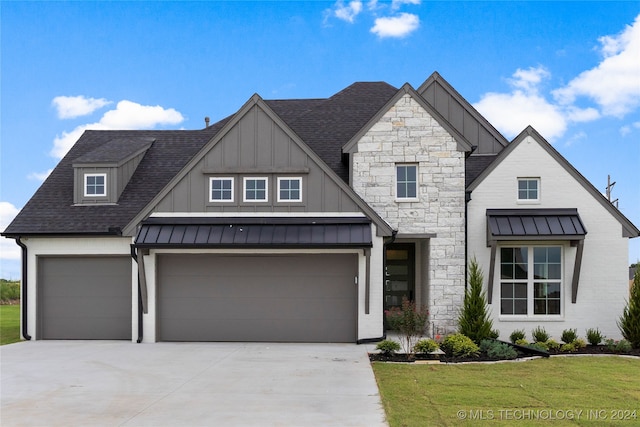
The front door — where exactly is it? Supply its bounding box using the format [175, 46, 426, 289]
[384, 243, 415, 310]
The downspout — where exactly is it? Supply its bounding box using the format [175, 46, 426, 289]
[130, 245, 143, 343]
[15, 238, 32, 340]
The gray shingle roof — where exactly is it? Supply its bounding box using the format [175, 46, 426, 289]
[4, 80, 499, 236]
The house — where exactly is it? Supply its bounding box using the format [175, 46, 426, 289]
[4, 72, 638, 343]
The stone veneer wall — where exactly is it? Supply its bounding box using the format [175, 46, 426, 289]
[351, 93, 466, 332]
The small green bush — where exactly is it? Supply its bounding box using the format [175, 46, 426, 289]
[574, 338, 587, 349]
[605, 338, 616, 351]
[585, 328, 604, 346]
[515, 338, 529, 346]
[545, 339, 561, 351]
[413, 338, 439, 354]
[528, 342, 549, 352]
[531, 326, 550, 343]
[618, 268, 640, 348]
[440, 333, 480, 358]
[561, 328, 578, 344]
[607, 339, 632, 353]
[489, 329, 500, 339]
[376, 340, 401, 355]
[480, 340, 517, 360]
[509, 329, 526, 344]
[561, 342, 577, 353]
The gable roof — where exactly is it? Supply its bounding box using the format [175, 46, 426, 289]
[468, 126, 640, 238]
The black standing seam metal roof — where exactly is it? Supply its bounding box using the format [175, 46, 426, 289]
[486, 209, 586, 239]
[134, 217, 372, 248]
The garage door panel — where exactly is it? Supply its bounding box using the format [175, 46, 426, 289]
[38, 256, 132, 340]
[158, 254, 357, 342]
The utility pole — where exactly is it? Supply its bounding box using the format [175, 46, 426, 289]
[606, 174, 618, 208]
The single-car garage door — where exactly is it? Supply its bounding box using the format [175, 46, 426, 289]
[158, 253, 357, 342]
[38, 256, 132, 340]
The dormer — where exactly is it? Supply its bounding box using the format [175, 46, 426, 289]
[72, 137, 154, 205]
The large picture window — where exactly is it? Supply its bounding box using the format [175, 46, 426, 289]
[500, 246, 561, 316]
[396, 164, 417, 200]
[84, 173, 106, 197]
[210, 177, 234, 202]
[243, 177, 268, 202]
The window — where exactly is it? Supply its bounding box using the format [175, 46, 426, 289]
[243, 177, 268, 202]
[84, 174, 106, 197]
[500, 246, 562, 316]
[210, 177, 234, 202]
[277, 177, 302, 202]
[396, 164, 417, 200]
[518, 178, 539, 201]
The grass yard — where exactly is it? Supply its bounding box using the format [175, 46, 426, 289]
[0, 305, 21, 345]
[373, 357, 640, 426]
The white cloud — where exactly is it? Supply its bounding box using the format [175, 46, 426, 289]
[552, 14, 640, 117]
[333, 0, 363, 23]
[50, 100, 184, 159]
[52, 95, 111, 119]
[564, 130, 587, 148]
[370, 13, 419, 38]
[0, 202, 21, 261]
[27, 169, 53, 182]
[508, 67, 550, 94]
[620, 121, 640, 136]
[391, 0, 420, 10]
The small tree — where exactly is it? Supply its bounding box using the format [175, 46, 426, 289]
[618, 268, 640, 348]
[458, 258, 494, 344]
[385, 298, 429, 357]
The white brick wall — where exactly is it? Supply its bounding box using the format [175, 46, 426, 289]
[351, 94, 466, 332]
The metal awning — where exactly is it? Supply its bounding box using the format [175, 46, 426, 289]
[487, 208, 586, 241]
[134, 217, 372, 249]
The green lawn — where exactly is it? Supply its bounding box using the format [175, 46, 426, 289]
[373, 357, 640, 426]
[0, 305, 21, 345]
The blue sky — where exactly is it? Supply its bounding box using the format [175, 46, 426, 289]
[1, 1, 639, 279]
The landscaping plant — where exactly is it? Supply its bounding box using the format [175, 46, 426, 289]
[457, 258, 494, 344]
[561, 328, 578, 344]
[480, 339, 518, 360]
[618, 267, 640, 348]
[376, 340, 401, 355]
[585, 328, 604, 345]
[440, 333, 479, 358]
[531, 326, 550, 343]
[385, 298, 428, 356]
[413, 338, 439, 354]
[509, 329, 526, 344]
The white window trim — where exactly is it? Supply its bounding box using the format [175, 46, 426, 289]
[243, 177, 269, 203]
[517, 177, 541, 203]
[498, 244, 564, 320]
[276, 177, 302, 202]
[395, 164, 419, 202]
[209, 177, 235, 203]
[84, 173, 107, 197]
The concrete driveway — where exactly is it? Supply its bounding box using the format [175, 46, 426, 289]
[1, 341, 387, 427]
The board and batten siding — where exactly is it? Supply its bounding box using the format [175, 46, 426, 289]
[467, 134, 629, 340]
[152, 104, 362, 215]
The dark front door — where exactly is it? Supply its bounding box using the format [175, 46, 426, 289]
[384, 243, 415, 310]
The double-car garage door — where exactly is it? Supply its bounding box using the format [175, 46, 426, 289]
[157, 253, 358, 342]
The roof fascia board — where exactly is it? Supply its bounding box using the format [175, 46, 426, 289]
[471, 126, 639, 238]
[123, 94, 394, 237]
[416, 71, 509, 148]
[342, 83, 473, 154]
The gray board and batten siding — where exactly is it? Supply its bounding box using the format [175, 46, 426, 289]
[37, 256, 132, 340]
[152, 103, 362, 215]
[157, 253, 358, 342]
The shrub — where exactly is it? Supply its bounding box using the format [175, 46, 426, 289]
[545, 339, 561, 351]
[440, 333, 480, 358]
[574, 338, 587, 349]
[531, 326, 550, 343]
[528, 342, 549, 352]
[561, 328, 578, 344]
[515, 338, 529, 346]
[0, 280, 20, 302]
[458, 258, 494, 344]
[480, 340, 518, 360]
[560, 342, 577, 353]
[385, 298, 429, 356]
[605, 338, 616, 351]
[585, 328, 604, 346]
[376, 340, 401, 355]
[618, 268, 640, 349]
[509, 329, 526, 344]
[615, 339, 632, 353]
[414, 339, 439, 354]
[489, 329, 500, 339]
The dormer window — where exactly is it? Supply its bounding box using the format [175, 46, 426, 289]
[84, 173, 107, 197]
[243, 177, 268, 202]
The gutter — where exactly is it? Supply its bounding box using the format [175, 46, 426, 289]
[15, 238, 32, 340]
[130, 245, 143, 343]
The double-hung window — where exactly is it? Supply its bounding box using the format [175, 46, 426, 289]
[243, 177, 268, 202]
[518, 178, 540, 202]
[500, 246, 562, 316]
[396, 164, 417, 200]
[84, 173, 106, 197]
[210, 177, 234, 202]
[277, 177, 302, 202]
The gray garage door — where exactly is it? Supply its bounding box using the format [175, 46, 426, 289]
[158, 253, 358, 342]
[38, 256, 132, 340]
